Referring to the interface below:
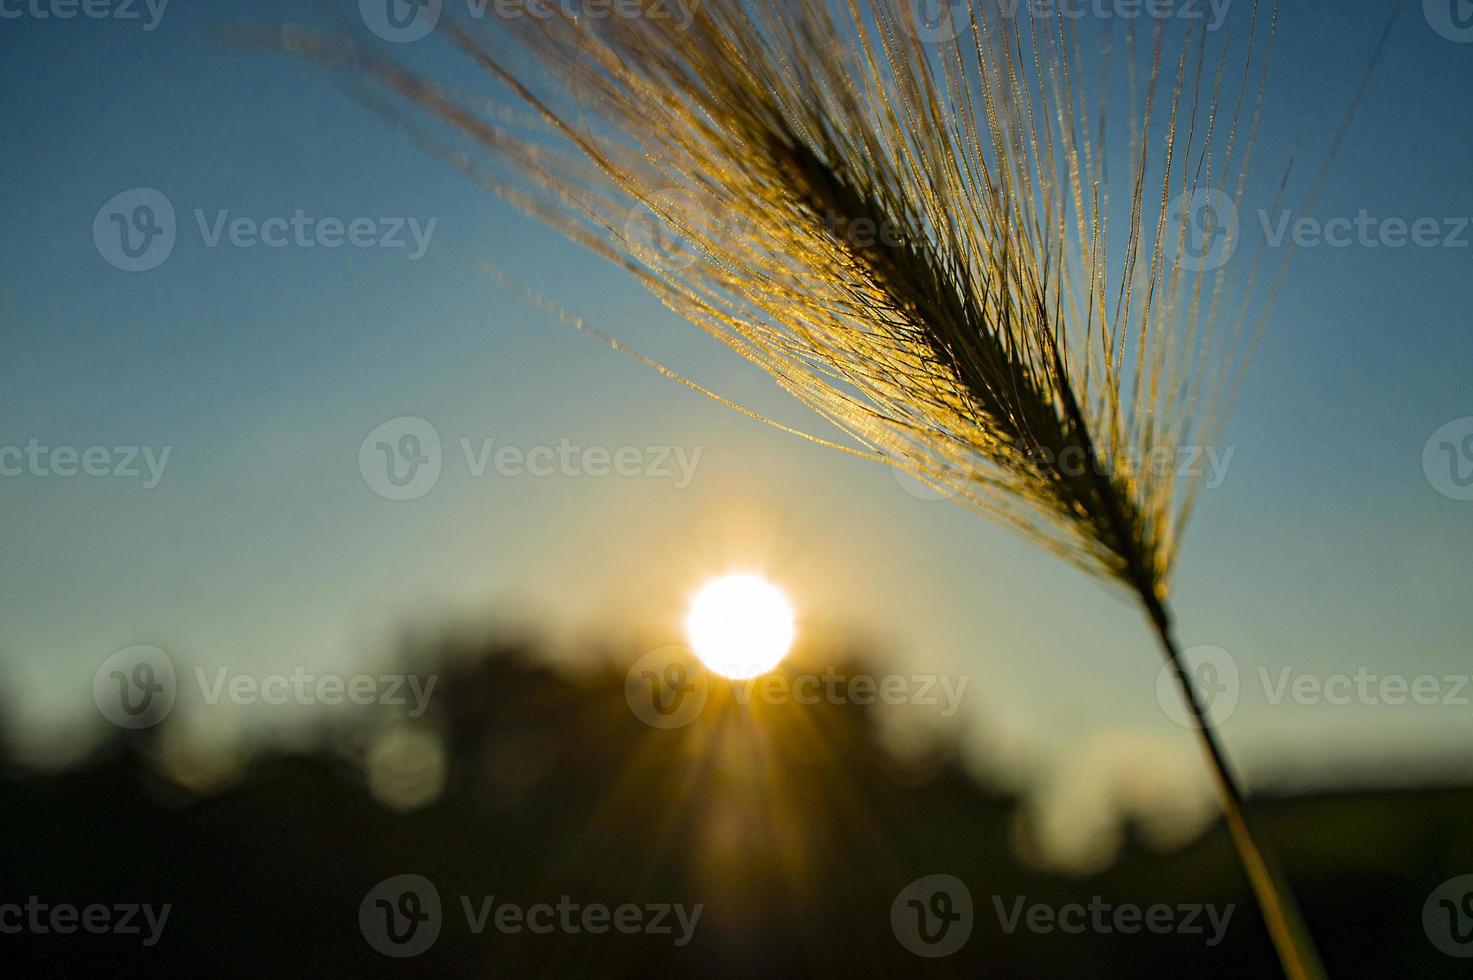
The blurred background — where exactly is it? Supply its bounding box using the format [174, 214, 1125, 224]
[1, 0, 1471, 976]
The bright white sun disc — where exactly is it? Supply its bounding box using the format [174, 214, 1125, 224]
[685, 574, 795, 679]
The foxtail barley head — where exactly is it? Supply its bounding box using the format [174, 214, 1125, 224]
[279, 0, 1281, 603]
[265, 2, 1362, 976]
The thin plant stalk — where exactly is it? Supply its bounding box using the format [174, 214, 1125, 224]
[1145, 595, 1326, 980]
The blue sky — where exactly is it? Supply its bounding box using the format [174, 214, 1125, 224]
[1, 0, 1471, 808]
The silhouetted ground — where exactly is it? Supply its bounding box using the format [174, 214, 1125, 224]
[1, 636, 1469, 977]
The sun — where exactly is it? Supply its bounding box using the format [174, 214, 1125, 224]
[685, 574, 796, 680]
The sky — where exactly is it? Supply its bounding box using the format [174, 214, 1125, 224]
[1, 0, 1471, 830]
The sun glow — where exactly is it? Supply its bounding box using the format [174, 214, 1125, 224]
[685, 574, 796, 680]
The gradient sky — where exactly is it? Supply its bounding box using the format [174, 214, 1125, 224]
[1, 0, 1470, 818]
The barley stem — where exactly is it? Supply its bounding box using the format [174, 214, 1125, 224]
[1143, 595, 1328, 980]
